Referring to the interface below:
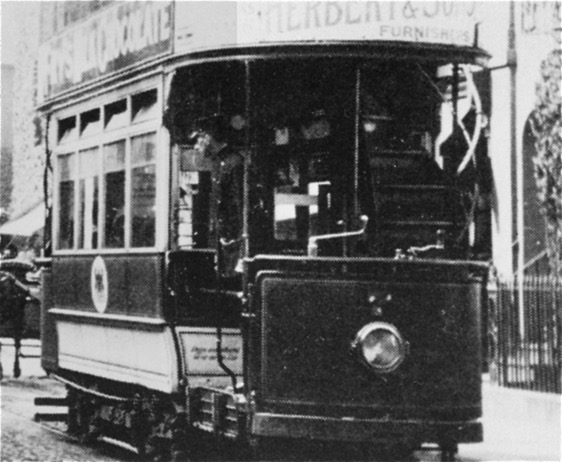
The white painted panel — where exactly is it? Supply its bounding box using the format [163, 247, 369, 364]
[57, 321, 179, 393]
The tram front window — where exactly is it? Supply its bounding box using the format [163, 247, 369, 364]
[168, 59, 476, 259]
[251, 60, 355, 255]
[252, 60, 468, 258]
[357, 62, 474, 258]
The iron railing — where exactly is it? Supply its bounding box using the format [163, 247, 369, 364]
[524, 250, 552, 277]
[489, 276, 561, 394]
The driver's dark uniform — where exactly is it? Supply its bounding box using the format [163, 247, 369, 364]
[210, 146, 244, 278]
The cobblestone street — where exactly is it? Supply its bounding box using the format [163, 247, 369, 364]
[1, 375, 131, 462]
[1, 339, 131, 462]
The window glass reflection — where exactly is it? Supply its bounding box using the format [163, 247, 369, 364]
[57, 154, 75, 249]
[78, 147, 99, 249]
[131, 133, 156, 247]
[103, 140, 126, 248]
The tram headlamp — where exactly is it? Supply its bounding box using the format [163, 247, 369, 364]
[352, 322, 407, 373]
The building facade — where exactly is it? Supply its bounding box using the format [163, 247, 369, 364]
[1, 63, 14, 226]
[479, 1, 560, 277]
[0, 2, 43, 256]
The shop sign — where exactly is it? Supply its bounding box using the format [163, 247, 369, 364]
[38, 1, 172, 102]
[175, 1, 479, 56]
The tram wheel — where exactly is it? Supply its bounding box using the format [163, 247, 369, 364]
[370, 441, 418, 462]
[246, 436, 299, 461]
[440, 440, 458, 462]
[66, 387, 99, 442]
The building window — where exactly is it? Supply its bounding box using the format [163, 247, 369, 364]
[103, 140, 126, 248]
[132, 89, 158, 123]
[58, 116, 77, 143]
[57, 153, 75, 249]
[104, 99, 128, 131]
[80, 108, 101, 137]
[131, 133, 157, 247]
[77, 147, 99, 249]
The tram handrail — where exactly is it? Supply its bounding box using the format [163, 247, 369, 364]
[307, 216, 369, 257]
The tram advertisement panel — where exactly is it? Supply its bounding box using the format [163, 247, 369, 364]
[38, 1, 172, 102]
[175, 1, 479, 55]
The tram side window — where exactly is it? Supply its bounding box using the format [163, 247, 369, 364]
[131, 133, 157, 247]
[77, 147, 99, 249]
[103, 140, 126, 248]
[57, 153, 76, 249]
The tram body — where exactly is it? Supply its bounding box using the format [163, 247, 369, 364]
[39, 2, 490, 459]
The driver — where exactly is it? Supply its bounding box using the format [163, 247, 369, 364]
[191, 115, 244, 277]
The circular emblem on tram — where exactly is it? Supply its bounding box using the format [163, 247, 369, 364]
[91, 256, 108, 313]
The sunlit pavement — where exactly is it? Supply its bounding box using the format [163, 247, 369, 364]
[0, 338, 43, 379]
[1, 340, 560, 462]
[458, 376, 561, 462]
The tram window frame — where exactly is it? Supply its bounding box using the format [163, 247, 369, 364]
[52, 82, 163, 254]
[55, 153, 77, 250]
[102, 139, 127, 249]
[168, 61, 247, 253]
[130, 132, 157, 248]
[77, 147, 100, 250]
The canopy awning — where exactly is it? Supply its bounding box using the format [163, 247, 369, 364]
[0, 203, 45, 236]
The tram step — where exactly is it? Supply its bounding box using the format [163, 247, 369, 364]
[34, 396, 68, 406]
[34, 412, 68, 422]
[191, 387, 242, 439]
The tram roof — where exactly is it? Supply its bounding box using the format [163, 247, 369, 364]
[37, 1, 491, 111]
[38, 42, 488, 113]
[167, 41, 490, 69]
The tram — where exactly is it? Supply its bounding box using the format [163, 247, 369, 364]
[39, 2, 491, 460]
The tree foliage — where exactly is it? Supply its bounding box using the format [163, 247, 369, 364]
[532, 49, 562, 275]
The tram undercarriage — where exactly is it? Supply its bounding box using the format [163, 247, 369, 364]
[43, 253, 487, 461]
